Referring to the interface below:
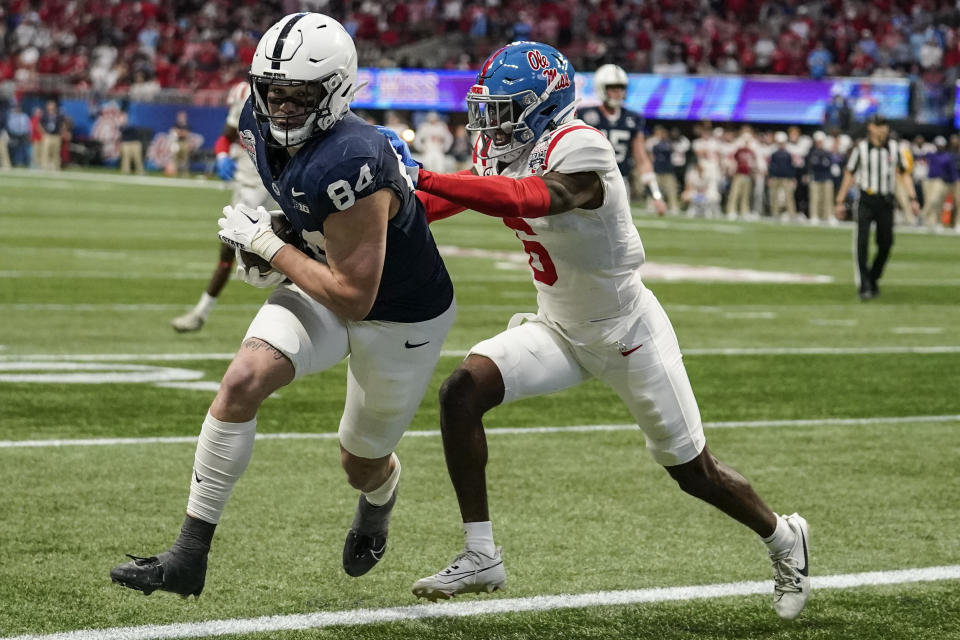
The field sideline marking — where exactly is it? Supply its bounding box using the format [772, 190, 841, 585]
[4, 565, 959, 640]
[2, 344, 960, 365]
[2, 415, 957, 449]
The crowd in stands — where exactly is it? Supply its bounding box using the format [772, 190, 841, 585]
[2, 1, 960, 97]
[638, 122, 959, 231]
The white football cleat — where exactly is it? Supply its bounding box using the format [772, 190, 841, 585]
[171, 311, 205, 333]
[412, 547, 506, 601]
[770, 513, 810, 620]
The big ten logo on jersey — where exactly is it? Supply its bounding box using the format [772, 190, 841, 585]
[240, 130, 257, 163]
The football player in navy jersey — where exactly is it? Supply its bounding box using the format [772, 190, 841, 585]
[578, 64, 667, 215]
[110, 12, 455, 597]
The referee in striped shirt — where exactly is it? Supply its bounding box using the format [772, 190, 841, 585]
[834, 114, 919, 300]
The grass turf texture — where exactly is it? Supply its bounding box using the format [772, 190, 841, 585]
[1, 170, 959, 639]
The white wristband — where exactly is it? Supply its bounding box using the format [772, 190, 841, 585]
[641, 172, 663, 200]
[250, 230, 286, 262]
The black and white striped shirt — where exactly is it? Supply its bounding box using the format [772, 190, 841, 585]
[845, 138, 907, 196]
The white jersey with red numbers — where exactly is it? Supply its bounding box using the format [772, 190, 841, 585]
[473, 119, 646, 324]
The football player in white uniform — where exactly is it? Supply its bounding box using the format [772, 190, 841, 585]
[578, 64, 666, 215]
[406, 42, 810, 621]
[111, 13, 455, 597]
[170, 81, 277, 333]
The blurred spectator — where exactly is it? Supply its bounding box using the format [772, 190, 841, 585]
[128, 70, 161, 102]
[805, 131, 837, 225]
[727, 130, 758, 220]
[649, 126, 679, 214]
[682, 148, 722, 218]
[29, 106, 42, 167]
[414, 111, 453, 172]
[90, 101, 124, 164]
[167, 110, 195, 176]
[0, 127, 9, 169]
[119, 107, 144, 175]
[450, 125, 473, 172]
[767, 132, 797, 221]
[6, 102, 31, 167]
[39, 99, 63, 170]
[919, 136, 956, 229]
[807, 42, 832, 79]
[824, 93, 852, 132]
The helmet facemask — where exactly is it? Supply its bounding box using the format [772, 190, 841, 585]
[467, 70, 569, 162]
[251, 70, 350, 148]
[467, 89, 539, 162]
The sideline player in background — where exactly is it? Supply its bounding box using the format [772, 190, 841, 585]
[111, 12, 454, 597]
[578, 64, 666, 215]
[171, 81, 277, 333]
[403, 41, 810, 621]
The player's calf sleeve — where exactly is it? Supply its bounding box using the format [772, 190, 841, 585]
[362, 453, 400, 506]
[187, 412, 257, 524]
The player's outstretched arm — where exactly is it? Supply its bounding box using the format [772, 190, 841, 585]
[416, 169, 603, 218]
[271, 189, 391, 321]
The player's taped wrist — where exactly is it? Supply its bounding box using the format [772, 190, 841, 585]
[641, 171, 663, 200]
[417, 191, 466, 223]
[417, 169, 551, 218]
[251, 230, 286, 263]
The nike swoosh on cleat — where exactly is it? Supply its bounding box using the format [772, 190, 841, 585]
[798, 527, 809, 577]
[369, 544, 386, 561]
[405, 340, 429, 349]
[620, 344, 643, 356]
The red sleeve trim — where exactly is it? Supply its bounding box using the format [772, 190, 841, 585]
[214, 135, 231, 156]
[418, 169, 551, 219]
[544, 125, 603, 168]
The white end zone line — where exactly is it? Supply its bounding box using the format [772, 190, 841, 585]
[4, 565, 959, 640]
[1, 415, 958, 449]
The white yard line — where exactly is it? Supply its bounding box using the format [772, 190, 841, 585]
[3, 345, 960, 364]
[4, 565, 959, 640]
[2, 415, 957, 449]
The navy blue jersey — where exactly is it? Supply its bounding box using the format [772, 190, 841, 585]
[805, 148, 834, 182]
[238, 103, 453, 322]
[577, 106, 644, 176]
[651, 140, 673, 175]
[768, 149, 795, 179]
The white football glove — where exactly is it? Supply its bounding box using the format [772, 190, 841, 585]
[235, 249, 286, 288]
[217, 204, 286, 262]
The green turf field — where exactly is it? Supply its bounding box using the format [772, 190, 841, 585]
[1, 169, 958, 640]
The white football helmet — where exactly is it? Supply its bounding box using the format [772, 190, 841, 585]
[250, 12, 359, 147]
[593, 64, 629, 108]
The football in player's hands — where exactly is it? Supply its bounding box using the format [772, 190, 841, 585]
[238, 214, 300, 273]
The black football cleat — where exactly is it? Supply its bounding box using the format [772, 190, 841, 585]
[110, 549, 207, 597]
[342, 489, 397, 577]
